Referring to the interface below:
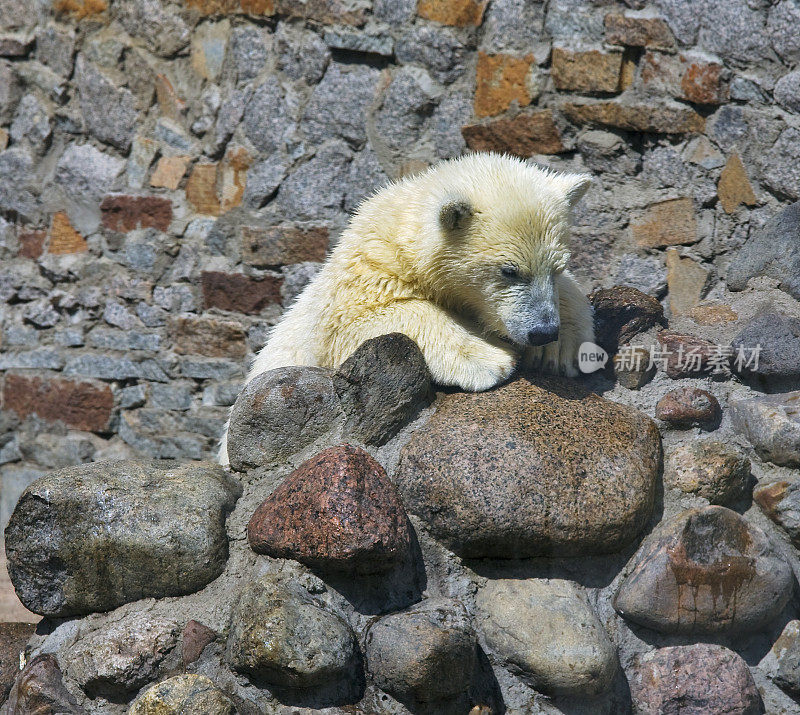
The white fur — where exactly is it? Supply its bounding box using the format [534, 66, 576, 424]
[219, 153, 594, 465]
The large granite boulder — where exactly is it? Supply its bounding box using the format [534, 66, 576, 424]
[614, 506, 793, 635]
[5, 460, 241, 617]
[395, 377, 661, 558]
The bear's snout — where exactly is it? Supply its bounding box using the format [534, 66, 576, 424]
[527, 325, 559, 346]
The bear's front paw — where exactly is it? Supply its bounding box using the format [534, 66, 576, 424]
[457, 343, 517, 392]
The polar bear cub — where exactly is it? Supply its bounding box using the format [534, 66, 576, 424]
[219, 152, 594, 465]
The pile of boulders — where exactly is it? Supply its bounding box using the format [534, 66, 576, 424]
[6, 220, 800, 711]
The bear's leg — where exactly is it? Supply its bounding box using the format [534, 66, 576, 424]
[348, 299, 518, 392]
[524, 271, 594, 377]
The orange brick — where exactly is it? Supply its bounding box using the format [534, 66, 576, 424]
[474, 52, 533, 118]
[718, 153, 757, 214]
[551, 48, 624, 93]
[631, 198, 697, 248]
[53, 0, 107, 19]
[462, 110, 565, 156]
[681, 61, 727, 105]
[49, 212, 87, 254]
[562, 101, 705, 134]
[185, 163, 221, 216]
[185, 0, 274, 15]
[218, 147, 251, 213]
[150, 156, 191, 190]
[417, 0, 487, 26]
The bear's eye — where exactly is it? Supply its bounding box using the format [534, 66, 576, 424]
[501, 264, 519, 279]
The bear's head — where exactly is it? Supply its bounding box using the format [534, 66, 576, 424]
[419, 153, 591, 348]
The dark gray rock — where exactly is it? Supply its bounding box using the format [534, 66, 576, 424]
[323, 28, 394, 57]
[301, 63, 380, 147]
[333, 333, 432, 446]
[611, 254, 667, 297]
[614, 506, 793, 635]
[75, 55, 139, 151]
[10, 93, 51, 152]
[36, 25, 75, 77]
[727, 204, 800, 300]
[396, 25, 467, 84]
[365, 598, 476, 704]
[477, 579, 618, 697]
[762, 619, 800, 696]
[243, 77, 291, 155]
[774, 71, 800, 114]
[482, 0, 546, 54]
[763, 128, 800, 201]
[227, 575, 358, 689]
[243, 154, 288, 209]
[374, 67, 438, 151]
[230, 25, 267, 83]
[55, 143, 125, 202]
[275, 142, 351, 221]
[396, 377, 660, 558]
[0, 148, 39, 221]
[226, 366, 344, 471]
[113, 0, 190, 57]
[5, 460, 241, 617]
[275, 23, 330, 84]
[731, 311, 800, 382]
[769, 0, 800, 65]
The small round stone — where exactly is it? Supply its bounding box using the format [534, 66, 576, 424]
[655, 386, 721, 429]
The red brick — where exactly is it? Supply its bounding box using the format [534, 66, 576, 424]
[462, 110, 565, 156]
[100, 195, 173, 233]
[681, 61, 728, 105]
[3, 374, 113, 432]
[201, 271, 283, 314]
[474, 52, 533, 118]
[170, 315, 248, 357]
[417, 0, 487, 26]
[241, 225, 330, 266]
[18, 229, 45, 259]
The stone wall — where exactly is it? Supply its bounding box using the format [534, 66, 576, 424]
[2, 0, 799, 530]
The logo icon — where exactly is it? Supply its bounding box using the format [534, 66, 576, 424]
[578, 342, 608, 373]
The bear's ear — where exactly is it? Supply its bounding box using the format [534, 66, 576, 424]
[439, 199, 473, 232]
[562, 174, 592, 209]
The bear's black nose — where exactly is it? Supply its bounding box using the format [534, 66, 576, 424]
[527, 326, 559, 346]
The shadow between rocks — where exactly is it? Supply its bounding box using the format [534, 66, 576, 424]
[320, 518, 427, 615]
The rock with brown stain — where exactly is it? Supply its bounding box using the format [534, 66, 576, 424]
[630, 644, 761, 714]
[665, 440, 751, 505]
[614, 506, 793, 635]
[395, 376, 660, 558]
[590, 286, 665, 353]
[655, 387, 721, 430]
[248, 445, 412, 574]
[5, 653, 83, 714]
[754, 480, 800, 546]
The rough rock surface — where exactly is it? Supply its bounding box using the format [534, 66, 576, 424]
[396, 376, 660, 558]
[760, 620, 800, 697]
[731, 312, 800, 384]
[128, 674, 235, 715]
[0, 622, 37, 701]
[590, 286, 665, 352]
[727, 201, 800, 300]
[247, 445, 412, 574]
[364, 598, 476, 705]
[333, 333, 433, 446]
[731, 392, 800, 467]
[65, 614, 180, 699]
[655, 386, 721, 429]
[614, 506, 793, 635]
[476, 579, 618, 697]
[226, 366, 343, 471]
[227, 575, 358, 690]
[5, 460, 241, 616]
[4, 653, 82, 714]
[665, 440, 751, 505]
[629, 644, 762, 714]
